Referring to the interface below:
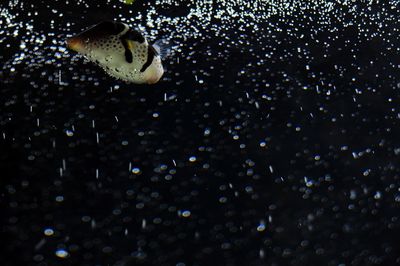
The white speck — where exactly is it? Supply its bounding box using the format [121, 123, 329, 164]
[219, 196, 227, 203]
[304, 176, 314, 187]
[65, 130, 73, 137]
[374, 191, 382, 200]
[44, 228, 54, 236]
[189, 156, 197, 162]
[395, 194, 400, 202]
[257, 221, 266, 232]
[58, 70, 63, 85]
[142, 219, 146, 229]
[363, 169, 370, 176]
[181, 210, 191, 218]
[132, 167, 141, 175]
[350, 190, 357, 200]
[55, 196, 64, 202]
[259, 249, 265, 259]
[55, 249, 69, 258]
[269, 165, 274, 173]
[91, 219, 96, 229]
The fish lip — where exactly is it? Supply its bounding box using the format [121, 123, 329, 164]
[66, 36, 83, 52]
[147, 76, 161, 84]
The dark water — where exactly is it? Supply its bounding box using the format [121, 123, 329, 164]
[2, 0, 400, 265]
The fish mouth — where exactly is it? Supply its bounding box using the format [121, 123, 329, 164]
[147, 76, 161, 85]
[66, 36, 83, 52]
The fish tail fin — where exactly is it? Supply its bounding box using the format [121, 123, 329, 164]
[153, 39, 173, 60]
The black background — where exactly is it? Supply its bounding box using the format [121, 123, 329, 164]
[1, 0, 400, 265]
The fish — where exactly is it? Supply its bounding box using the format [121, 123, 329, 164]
[66, 21, 165, 84]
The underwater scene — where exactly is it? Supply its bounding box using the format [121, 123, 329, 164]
[1, 0, 400, 265]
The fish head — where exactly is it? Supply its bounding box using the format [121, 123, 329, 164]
[66, 21, 127, 55]
[144, 55, 164, 84]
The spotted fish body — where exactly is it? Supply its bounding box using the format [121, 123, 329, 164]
[66, 21, 164, 84]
